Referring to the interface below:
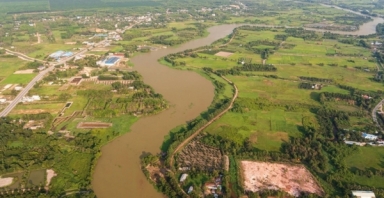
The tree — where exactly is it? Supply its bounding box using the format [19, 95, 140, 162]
[111, 82, 122, 90]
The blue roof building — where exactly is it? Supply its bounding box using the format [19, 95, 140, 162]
[362, 132, 378, 140]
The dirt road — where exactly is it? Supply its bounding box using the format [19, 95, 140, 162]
[170, 75, 238, 166]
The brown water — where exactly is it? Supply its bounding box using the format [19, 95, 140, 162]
[92, 9, 382, 197]
[92, 24, 239, 198]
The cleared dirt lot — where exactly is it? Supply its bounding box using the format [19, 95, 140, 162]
[241, 161, 323, 197]
[0, 177, 13, 187]
[77, 122, 112, 129]
[215, 51, 234, 58]
[46, 169, 56, 186]
[14, 69, 34, 74]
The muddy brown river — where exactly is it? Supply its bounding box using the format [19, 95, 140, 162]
[92, 24, 239, 198]
[92, 8, 382, 197]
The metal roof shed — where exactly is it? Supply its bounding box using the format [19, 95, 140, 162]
[352, 191, 376, 198]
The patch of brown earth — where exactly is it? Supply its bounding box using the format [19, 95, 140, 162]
[241, 161, 323, 197]
[215, 51, 234, 58]
[77, 122, 112, 129]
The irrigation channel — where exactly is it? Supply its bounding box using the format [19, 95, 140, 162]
[92, 6, 383, 198]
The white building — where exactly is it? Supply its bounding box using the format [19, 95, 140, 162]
[179, 173, 188, 182]
[21, 95, 41, 103]
[352, 190, 375, 198]
[14, 86, 23, 91]
[362, 133, 378, 141]
[0, 98, 6, 103]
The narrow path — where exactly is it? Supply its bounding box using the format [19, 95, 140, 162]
[169, 75, 238, 167]
[32, 33, 41, 45]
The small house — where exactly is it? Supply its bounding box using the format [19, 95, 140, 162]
[14, 86, 23, 91]
[38, 66, 45, 71]
[179, 173, 188, 182]
[187, 186, 193, 194]
[362, 132, 378, 141]
[352, 190, 375, 198]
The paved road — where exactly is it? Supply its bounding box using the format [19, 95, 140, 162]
[0, 39, 108, 117]
[372, 99, 384, 132]
[0, 66, 55, 117]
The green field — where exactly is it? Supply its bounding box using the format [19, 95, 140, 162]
[0, 57, 30, 83]
[205, 109, 309, 151]
[346, 147, 384, 171]
[0, 73, 36, 85]
[168, 27, 383, 154]
[10, 102, 65, 115]
[345, 147, 384, 188]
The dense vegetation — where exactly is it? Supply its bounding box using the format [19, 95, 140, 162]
[0, 117, 97, 197]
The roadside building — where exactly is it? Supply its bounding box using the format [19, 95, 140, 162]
[37, 66, 45, 71]
[0, 98, 6, 103]
[362, 132, 378, 141]
[14, 86, 23, 91]
[351, 190, 375, 198]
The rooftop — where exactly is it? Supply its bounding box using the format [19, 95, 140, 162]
[352, 190, 375, 198]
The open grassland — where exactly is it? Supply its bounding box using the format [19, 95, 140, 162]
[204, 109, 309, 151]
[29, 85, 63, 95]
[10, 102, 65, 115]
[228, 75, 319, 104]
[0, 0, 49, 14]
[345, 147, 384, 188]
[168, 27, 382, 153]
[346, 147, 384, 171]
[269, 65, 380, 91]
[0, 73, 36, 85]
[0, 57, 30, 83]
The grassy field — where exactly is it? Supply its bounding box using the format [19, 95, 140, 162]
[0, 0, 49, 14]
[204, 109, 309, 151]
[346, 147, 384, 171]
[345, 147, 384, 188]
[167, 27, 383, 153]
[10, 102, 65, 116]
[0, 57, 30, 84]
[0, 73, 36, 85]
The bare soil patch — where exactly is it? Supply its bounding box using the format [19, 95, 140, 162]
[241, 161, 323, 197]
[14, 69, 34, 74]
[215, 51, 234, 58]
[45, 169, 57, 190]
[0, 177, 13, 187]
[12, 109, 48, 114]
[77, 122, 112, 129]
